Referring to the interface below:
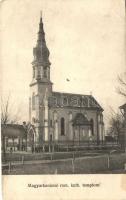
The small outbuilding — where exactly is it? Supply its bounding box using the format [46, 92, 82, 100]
[1, 124, 27, 151]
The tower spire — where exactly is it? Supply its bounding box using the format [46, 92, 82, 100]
[40, 10, 42, 18]
[37, 11, 45, 45]
[32, 12, 50, 67]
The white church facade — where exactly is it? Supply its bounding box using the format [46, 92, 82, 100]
[29, 15, 105, 150]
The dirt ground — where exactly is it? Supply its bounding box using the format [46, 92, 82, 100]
[2, 153, 126, 175]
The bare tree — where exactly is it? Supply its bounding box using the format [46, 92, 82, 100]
[1, 94, 22, 157]
[1, 95, 10, 125]
[107, 71, 126, 147]
[1, 94, 22, 125]
[107, 107, 124, 143]
[117, 72, 126, 98]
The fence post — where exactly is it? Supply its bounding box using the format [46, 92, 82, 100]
[72, 159, 75, 174]
[49, 145, 51, 153]
[73, 152, 75, 160]
[124, 163, 126, 170]
[107, 155, 110, 169]
[52, 145, 54, 152]
[54, 168, 58, 174]
[22, 155, 24, 165]
[67, 145, 69, 152]
[50, 153, 53, 161]
[8, 162, 11, 173]
[43, 145, 45, 152]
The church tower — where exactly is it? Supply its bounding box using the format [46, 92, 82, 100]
[29, 13, 52, 146]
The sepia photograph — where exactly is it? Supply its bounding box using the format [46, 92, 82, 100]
[1, 0, 126, 177]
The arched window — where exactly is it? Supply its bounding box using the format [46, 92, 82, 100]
[50, 120, 52, 127]
[50, 134, 52, 141]
[61, 117, 65, 136]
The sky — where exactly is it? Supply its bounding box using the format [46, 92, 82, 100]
[0, 0, 125, 129]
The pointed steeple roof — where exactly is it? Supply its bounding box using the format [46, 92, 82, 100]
[37, 12, 45, 45]
[32, 12, 51, 66]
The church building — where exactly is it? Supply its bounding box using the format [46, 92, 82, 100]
[29, 15, 104, 149]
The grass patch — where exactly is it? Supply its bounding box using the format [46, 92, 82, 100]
[2, 153, 126, 175]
